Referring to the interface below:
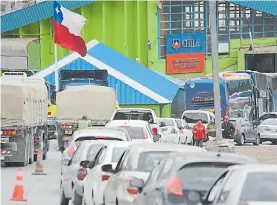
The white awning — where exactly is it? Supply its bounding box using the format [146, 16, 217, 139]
[1, 38, 38, 57]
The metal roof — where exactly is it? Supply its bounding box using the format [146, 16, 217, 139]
[227, 0, 277, 16]
[32, 40, 181, 105]
[1, 1, 95, 33]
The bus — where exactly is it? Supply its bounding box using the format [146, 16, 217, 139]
[264, 73, 277, 112]
[185, 72, 255, 120]
[234, 71, 275, 116]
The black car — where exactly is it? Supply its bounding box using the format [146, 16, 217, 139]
[132, 152, 257, 205]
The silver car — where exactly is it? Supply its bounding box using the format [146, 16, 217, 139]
[201, 164, 277, 205]
[258, 118, 277, 144]
[104, 143, 206, 205]
[60, 140, 111, 205]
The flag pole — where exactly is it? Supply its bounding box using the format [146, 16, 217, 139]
[54, 43, 59, 92]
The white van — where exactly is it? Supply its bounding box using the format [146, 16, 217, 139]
[181, 110, 215, 129]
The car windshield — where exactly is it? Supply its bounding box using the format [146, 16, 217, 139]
[260, 118, 277, 126]
[178, 162, 235, 191]
[119, 127, 145, 139]
[75, 135, 125, 144]
[113, 110, 154, 123]
[112, 147, 127, 162]
[135, 151, 171, 172]
[183, 113, 209, 124]
[158, 119, 175, 126]
[240, 172, 277, 202]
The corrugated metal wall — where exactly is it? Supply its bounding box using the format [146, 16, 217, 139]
[44, 58, 158, 105]
[171, 89, 185, 118]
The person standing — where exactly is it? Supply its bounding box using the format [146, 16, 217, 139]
[77, 116, 89, 130]
[222, 116, 235, 139]
[207, 117, 216, 138]
[192, 120, 206, 147]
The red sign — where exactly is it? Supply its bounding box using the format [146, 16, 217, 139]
[166, 52, 205, 74]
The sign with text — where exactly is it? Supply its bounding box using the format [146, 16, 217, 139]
[166, 53, 205, 74]
[166, 33, 205, 74]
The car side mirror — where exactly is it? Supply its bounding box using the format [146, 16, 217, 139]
[80, 160, 90, 168]
[88, 160, 95, 169]
[159, 122, 166, 127]
[102, 164, 113, 173]
[130, 178, 145, 193]
[60, 146, 65, 153]
[153, 135, 161, 142]
[61, 159, 70, 166]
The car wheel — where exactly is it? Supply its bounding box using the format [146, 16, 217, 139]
[72, 187, 82, 205]
[60, 187, 69, 205]
[237, 134, 245, 146]
[271, 140, 277, 145]
[43, 152, 47, 160]
[253, 134, 260, 146]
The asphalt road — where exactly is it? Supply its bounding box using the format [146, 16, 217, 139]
[1, 140, 61, 205]
[1, 140, 276, 205]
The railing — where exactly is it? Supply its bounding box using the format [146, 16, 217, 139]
[1, 0, 43, 15]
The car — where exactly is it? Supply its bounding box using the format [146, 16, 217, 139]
[252, 112, 277, 126]
[159, 126, 183, 144]
[105, 120, 158, 142]
[228, 118, 260, 146]
[182, 110, 215, 129]
[175, 118, 193, 144]
[110, 108, 160, 137]
[201, 164, 277, 205]
[83, 141, 132, 205]
[61, 127, 132, 174]
[60, 140, 110, 205]
[104, 143, 206, 205]
[258, 118, 277, 144]
[132, 152, 258, 205]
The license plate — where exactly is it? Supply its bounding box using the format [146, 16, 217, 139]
[1, 138, 9, 143]
[64, 130, 72, 135]
[0, 156, 4, 160]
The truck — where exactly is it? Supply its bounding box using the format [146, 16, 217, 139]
[56, 85, 117, 148]
[54, 70, 117, 149]
[0, 72, 49, 166]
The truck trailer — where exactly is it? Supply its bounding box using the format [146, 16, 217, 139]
[56, 85, 117, 149]
[1, 72, 49, 166]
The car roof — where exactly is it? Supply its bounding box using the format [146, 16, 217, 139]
[183, 110, 210, 114]
[106, 120, 149, 126]
[115, 108, 153, 112]
[129, 143, 206, 154]
[167, 151, 258, 169]
[158, 118, 175, 121]
[227, 164, 277, 172]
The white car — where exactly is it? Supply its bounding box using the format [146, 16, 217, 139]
[104, 143, 206, 205]
[159, 126, 183, 144]
[110, 108, 160, 137]
[182, 110, 215, 129]
[60, 141, 109, 205]
[83, 141, 132, 205]
[258, 118, 277, 144]
[105, 120, 158, 142]
[175, 118, 193, 144]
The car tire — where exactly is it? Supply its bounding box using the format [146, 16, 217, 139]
[253, 134, 260, 146]
[72, 187, 82, 205]
[237, 134, 245, 146]
[34, 154, 37, 162]
[43, 153, 47, 160]
[60, 188, 69, 205]
[271, 140, 277, 145]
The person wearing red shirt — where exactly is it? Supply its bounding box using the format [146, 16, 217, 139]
[192, 119, 206, 147]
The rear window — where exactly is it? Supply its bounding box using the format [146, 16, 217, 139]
[113, 111, 154, 122]
[260, 118, 277, 126]
[75, 136, 124, 143]
[120, 127, 145, 139]
[136, 151, 171, 172]
[158, 119, 174, 126]
[240, 172, 277, 202]
[112, 147, 127, 162]
[178, 162, 235, 191]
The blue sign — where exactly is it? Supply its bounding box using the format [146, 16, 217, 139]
[166, 33, 205, 55]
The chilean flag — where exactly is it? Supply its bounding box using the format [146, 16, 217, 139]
[53, 1, 87, 57]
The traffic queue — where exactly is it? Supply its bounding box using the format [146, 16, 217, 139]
[59, 107, 277, 205]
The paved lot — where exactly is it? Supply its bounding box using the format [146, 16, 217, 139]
[1, 140, 61, 205]
[235, 142, 277, 164]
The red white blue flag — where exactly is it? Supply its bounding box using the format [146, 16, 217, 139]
[53, 1, 87, 57]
